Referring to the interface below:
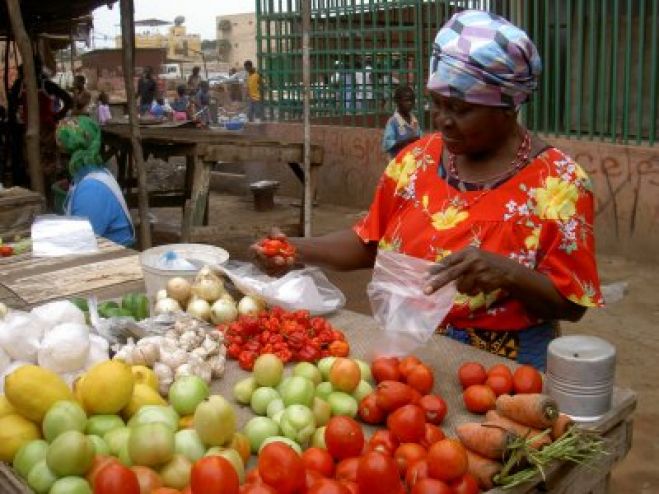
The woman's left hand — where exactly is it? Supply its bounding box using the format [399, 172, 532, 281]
[424, 246, 520, 295]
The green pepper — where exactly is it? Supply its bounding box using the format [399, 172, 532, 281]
[98, 301, 120, 318]
[121, 293, 150, 321]
[70, 297, 89, 312]
[103, 307, 133, 318]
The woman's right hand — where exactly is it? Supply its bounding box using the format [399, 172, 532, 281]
[250, 228, 299, 276]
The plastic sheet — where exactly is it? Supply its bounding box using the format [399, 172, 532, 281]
[31, 215, 98, 257]
[220, 261, 346, 315]
[367, 250, 457, 358]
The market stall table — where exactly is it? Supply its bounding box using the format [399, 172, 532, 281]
[101, 123, 325, 241]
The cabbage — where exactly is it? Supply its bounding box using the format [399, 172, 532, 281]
[84, 334, 110, 369]
[0, 361, 30, 393]
[37, 323, 90, 373]
[31, 300, 86, 333]
[0, 312, 43, 362]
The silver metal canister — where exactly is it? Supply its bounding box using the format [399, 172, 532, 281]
[544, 335, 616, 422]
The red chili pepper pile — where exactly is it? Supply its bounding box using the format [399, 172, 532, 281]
[218, 307, 349, 370]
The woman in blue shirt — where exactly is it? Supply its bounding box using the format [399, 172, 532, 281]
[56, 116, 135, 246]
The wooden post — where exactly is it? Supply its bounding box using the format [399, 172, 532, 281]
[119, 0, 151, 248]
[301, 0, 312, 238]
[70, 34, 76, 77]
[5, 0, 43, 194]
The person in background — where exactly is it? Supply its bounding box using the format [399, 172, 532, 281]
[382, 86, 422, 159]
[187, 66, 202, 95]
[149, 97, 171, 119]
[56, 116, 134, 246]
[171, 84, 190, 121]
[244, 60, 263, 122]
[228, 68, 242, 103]
[136, 66, 156, 115]
[71, 75, 91, 116]
[194, 80, 211, 125]
[96, 92, 112, 125]
[251, 10, 603, 371]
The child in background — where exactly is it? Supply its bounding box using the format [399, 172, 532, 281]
[96, 92, 112, 125]
[194, 81, 211, 125]
[382, 86, 421, 159]
[149, 97, 171, 119]
[171, 84, 190, 121]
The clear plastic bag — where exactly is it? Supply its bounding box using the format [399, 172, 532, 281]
[367, 250, 457, 358]
[220, 261, 346, 315]
[31, 215, 99, 257]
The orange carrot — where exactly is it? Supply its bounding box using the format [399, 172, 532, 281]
[495, 393, 558, 429]
[484, 410, 551, 449]
[465, 449, 502, 490]
[456, 422, 516, 460]
[551, 413, 574, 440]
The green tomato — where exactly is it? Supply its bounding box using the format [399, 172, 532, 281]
[168, 376, 210, 416]
[266, 398, 285, 419]
[315, 382, 334, 401]
[42, 400, 87, 442]
[46, 431, 94, 477]
[233, 376, 258, 405]
[87, 435, 110, 456]
[118, 442, 133, 467]
[250, 387, 280, 416]
[103, 427, 131, 456]
[12, 439, 49, 479]
[327, 392, 358, 418]
[259, 436, 303, 455]
[293, 362, 322, 386]
[26, 460, 57, 494]
[312, 397, 331, 427]
[85, 415, 125, 437]
[312, 427, 327, 449]
[280, 405, 316, 447]
[128, 405, 179, 432]
[253, 354, 284, 387]
[174, 429, 206, 462]
[271, 410, 284, 426]
[351, 380, 374, 403]
[317, 357, 337, 381]
[49, 477, 92, 494]
[355, 359, 373, 383]
[243, 417, 280, 453]
[280, 376, 315, 407]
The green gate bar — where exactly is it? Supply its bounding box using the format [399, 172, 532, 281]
[256, 0, 658, 145]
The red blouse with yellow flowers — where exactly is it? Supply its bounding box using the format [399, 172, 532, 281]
[354, 133, 603, 332]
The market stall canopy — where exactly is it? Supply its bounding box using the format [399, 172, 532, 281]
[0, 0, 117, 37]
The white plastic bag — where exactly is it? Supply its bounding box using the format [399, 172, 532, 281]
[367, 250, 457, 358]
[220, 261, 346, 315]
[31, 215, 99, 257]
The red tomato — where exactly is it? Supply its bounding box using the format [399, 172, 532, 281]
[410, 478, 453, 494]
[151, 489, 180, 494]
[420, 424, 446, 450]
[457, 362, 487, 389]
[371, 357, 401, 383]
[87, 456, 120, 487]
[131, 466, 162, 494]
[181, 488, 192, 494]
[302, 448, 335, 478]
[305, 469, 325, 490]
[451, 473, 481, 494]
[375, 381, 417, 412]
[258, 443, 305, 494]
[418, 395, 448, 425]
[0, 245, 13, 257]
[339, 480, 359, 494]
[191, 456, 239, 494]
[485, 373, 514, 396]
[387, 404, 426, 443]
[426, 439, 468, 482]
[240, 484, 277, 494]
[308, 478, 352, 494]
[398, 356, 422, 378]
[245, 468, 263, 485]
[94, 462, 141, 494]
[367, 430, 399, 456]
[487, 364, 513, 379]
[406, 364, 434, 394]
[325, 416, 365, 461]
[394, 443, 427, 476]
[329, 358, 361, 393]
[405, 459, 429, 489]
[358, 394, 386, 425]
[356, 451, 403, 493]
[513, 365, 543, 394]
[462, 384, 496, 414]
[335, 458, 360, 483]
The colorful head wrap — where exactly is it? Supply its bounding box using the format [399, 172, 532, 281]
[56, 116, 104, 176]
[427, 10, 542, 108]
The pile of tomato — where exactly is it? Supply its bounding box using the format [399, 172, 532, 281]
[218, 308, 350, 371]
[458, 362, 543, 414]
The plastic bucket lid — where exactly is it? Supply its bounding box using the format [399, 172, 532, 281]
[139, 243, 229, 299]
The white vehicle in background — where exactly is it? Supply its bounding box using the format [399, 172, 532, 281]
[53, 71, 74, 89]
[159, 64, 182, 80]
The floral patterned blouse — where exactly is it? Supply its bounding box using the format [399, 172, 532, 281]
[354, 133, 603, 332]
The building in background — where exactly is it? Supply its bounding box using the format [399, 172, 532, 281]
[116, 16, 202, 62]
[216, 13, 257, 70]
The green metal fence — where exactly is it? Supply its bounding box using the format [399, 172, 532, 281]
[256, 0, 658, 145]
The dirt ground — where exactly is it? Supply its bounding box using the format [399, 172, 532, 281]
[153, 192, 659, 493]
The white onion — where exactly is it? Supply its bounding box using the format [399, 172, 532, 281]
[186, 299, 211, 322]
[156, 289, 168, 301]
[218, 292, 236, 304]
[154, 298, 181, 315]
[210, 299, 238, 324]
[191, 277, 224, 303]
[166, 277, 192, 304]
[237, 295, 265, 316]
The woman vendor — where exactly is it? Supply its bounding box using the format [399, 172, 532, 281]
[56, 116, 135, 246]
[253, 11, 602, 370]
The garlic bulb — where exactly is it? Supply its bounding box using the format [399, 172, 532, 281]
[160, 348, 187, 370]
[195, 360, 212, 384]
[131, 342, 159, 367]
[113, 341, 136, 363]
[202, 336, 219, 356]
[207, 354, 226, 379]
[175, 363, 194, 379]
[190, 347, 208, 360]
[179, 330, 202, 352]
[154, 362, 174, 395]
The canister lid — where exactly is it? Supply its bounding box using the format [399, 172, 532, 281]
[547, 335, 616, 381]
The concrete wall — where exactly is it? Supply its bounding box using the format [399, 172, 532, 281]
[216, 13, 257, 70]
[249, 123, 659, 262]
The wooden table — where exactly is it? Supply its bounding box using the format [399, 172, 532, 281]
[101, 123, 325, 241]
